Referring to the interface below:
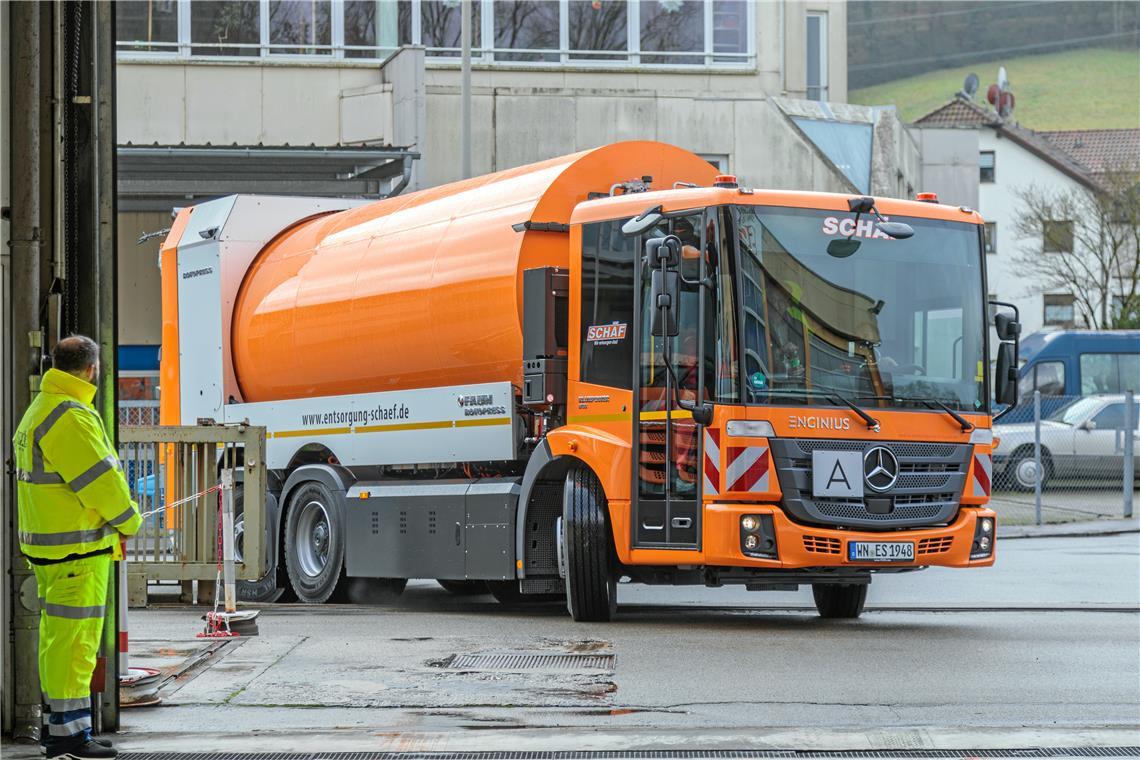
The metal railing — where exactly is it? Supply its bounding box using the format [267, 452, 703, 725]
[118, 424, 266, 582]
[990, 390, 1136, 525]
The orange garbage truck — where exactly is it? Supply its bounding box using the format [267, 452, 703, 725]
[160, 141, 1017, 619]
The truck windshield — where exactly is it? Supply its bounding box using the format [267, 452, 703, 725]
[734, 205, 987, 413]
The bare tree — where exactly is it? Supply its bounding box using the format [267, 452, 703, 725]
[1012, 169, 1140, 329]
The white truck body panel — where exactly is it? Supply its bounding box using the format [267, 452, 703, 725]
[224, 382, 518, 469]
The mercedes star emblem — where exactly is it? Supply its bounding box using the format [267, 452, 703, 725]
[863, 446, 900, 492]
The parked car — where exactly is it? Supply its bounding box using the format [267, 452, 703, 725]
[1000, 330, 1140, 423]
[994, 394, 1139, 490]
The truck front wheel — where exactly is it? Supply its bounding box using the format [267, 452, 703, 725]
[812, 583, 868, 619]
[284, 481, 347, 604]
[562, 466, 617, 622]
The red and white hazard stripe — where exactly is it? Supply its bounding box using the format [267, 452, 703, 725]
[703, 428, 720, 496]
[725, 445, 771, 493]
[972, 451, 992, 497]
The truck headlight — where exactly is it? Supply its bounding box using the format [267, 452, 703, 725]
[971, 515, 995, 559]
[740, 514, 778, 559]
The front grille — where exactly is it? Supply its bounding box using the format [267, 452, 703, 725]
[803, 534, 841, 554]
[918, 536, 954, 554]
[771, 438, 971, 530]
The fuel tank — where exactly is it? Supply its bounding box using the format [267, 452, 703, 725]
[231, 141, 718, 401]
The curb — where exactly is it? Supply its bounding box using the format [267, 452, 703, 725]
[998, 519, 1140, 539]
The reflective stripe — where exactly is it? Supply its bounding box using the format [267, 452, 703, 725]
[30, 401, 87, 482]
[16, 469, 64, 484]
[19, 525, 114, 546]
[43, 603, 105, 620]
[48, 697, 89, 712]
[47, 715, 92, 737]
[105, 505, 137, 527]
[67, 455, 117, 492]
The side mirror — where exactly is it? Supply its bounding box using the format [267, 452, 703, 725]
[1080, 420, 1097, 431]
[645, 235, 681, 269]
[994, 312, 1021, 342]
[622, 205, 664, 236]
[650, 269, 679, 337]
[876, 221, 914, 239]
[826, 238, 861, 258]
[995, 342, 1018, 406]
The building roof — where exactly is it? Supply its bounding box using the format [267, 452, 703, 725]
[912, 97, 999, 128]
[913, 96, 1124, 192]
[1037, 129, 1140, 176]
[117, 144, 419, 212]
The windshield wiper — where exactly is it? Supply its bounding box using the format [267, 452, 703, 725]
[894, 396, 975, 432]
[828, 393, 880, 432]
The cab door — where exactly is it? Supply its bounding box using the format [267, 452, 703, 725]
[632, 211, 708, 549]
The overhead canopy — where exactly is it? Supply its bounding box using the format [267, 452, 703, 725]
[117, 145, 419, 212]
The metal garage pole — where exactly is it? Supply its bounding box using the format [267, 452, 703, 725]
[460, 0, 472, 179]
[1125, 390, 1134, 519]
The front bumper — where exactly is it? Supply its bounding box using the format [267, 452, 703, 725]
[702, 503, 996, 569]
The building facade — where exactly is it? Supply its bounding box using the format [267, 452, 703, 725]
[114, 0, 926, 383]
[913, 96, 1140, 339]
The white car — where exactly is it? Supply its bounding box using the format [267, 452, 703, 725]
[994, 394, 1139, 490]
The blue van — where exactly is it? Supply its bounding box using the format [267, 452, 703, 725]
[1000, 330, 1140, 422]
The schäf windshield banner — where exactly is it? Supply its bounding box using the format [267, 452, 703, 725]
[226, 382, 516, 469]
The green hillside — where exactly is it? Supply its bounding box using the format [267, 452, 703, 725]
[849, 48, 1140, 130]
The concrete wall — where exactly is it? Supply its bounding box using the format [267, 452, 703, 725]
[910, 127, 980, 210]
[116, 212, 169, 347]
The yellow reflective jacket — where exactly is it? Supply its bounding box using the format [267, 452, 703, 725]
[14, 368, 142, 560]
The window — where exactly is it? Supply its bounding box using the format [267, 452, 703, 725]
[979, 151, 995, 183]
[422, 0, 482, 57]
[344, 1, 411, 58]
[190, 1, 261, 57]
[116, 0, 753, 66]
[700, 154, 730, 172]
[640, 1, 704, 65]
[269, 0, 333, 55]
[1089, 401, 1135, 430]
[1043, 294, 1076, 326]
[580, 220, 636, 389]
[1080, 353, 1140, 395]
[1043, 220, 1074, 253]
[569, 0, 628, 61]
[494, 1, 558, 62]
[805, 12, 828, 101]
[984, 222, 996, 254]
[1018, 360, 1066, 398]
[117, 0, 180, 52]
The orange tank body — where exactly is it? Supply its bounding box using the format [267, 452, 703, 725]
[232, 141, 719, 402]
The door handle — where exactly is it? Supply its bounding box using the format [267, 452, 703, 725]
[671, 517, 693, 529]
[455, 522, 462, 546]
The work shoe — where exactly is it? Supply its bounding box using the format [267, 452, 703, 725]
[41, 738, 113, 755]
[48, 739, 118, 759]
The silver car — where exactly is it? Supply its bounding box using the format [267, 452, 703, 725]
[994, 394, 1139, 490]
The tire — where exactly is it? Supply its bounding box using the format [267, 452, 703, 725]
[1009, 448, 1051, 492]
[437, 579, 489, 596]
[562, 466, 617, 622]
[812, 583, 868, 619]
[234, 490, 288, 604]
[283, 481, 348, 604]
[486, 580, 563, 605]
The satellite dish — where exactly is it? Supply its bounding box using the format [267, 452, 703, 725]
[987, 83, 1000, 106]
[998, 91, 1016, 119]
[963, 73, 979, 99]
[997, 66, 1009, 92]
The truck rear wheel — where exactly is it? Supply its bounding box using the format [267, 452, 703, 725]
[562, 466, 617, 622]
[283, 481, 347, 604]
[234, 488, 291, 603]
[812, 583, 868, 619]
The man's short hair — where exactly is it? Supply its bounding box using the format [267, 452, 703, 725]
[52, 335, 100, 374]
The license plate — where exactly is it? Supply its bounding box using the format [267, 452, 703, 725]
[848, 541, 914, 562]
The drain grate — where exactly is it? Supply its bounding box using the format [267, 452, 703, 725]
[443, 653, 615, 671]
[120, 748, 1140, 760]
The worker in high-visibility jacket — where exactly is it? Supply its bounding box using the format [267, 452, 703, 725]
[14, 335, 141, 760]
